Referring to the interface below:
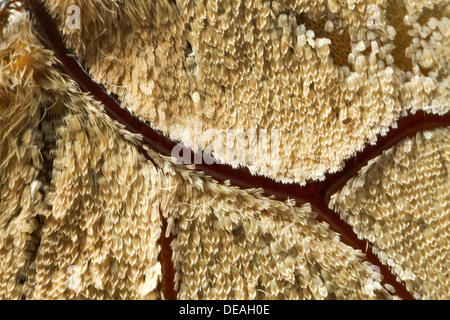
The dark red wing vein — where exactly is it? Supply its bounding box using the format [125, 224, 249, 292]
[24, 0, 450, 300]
